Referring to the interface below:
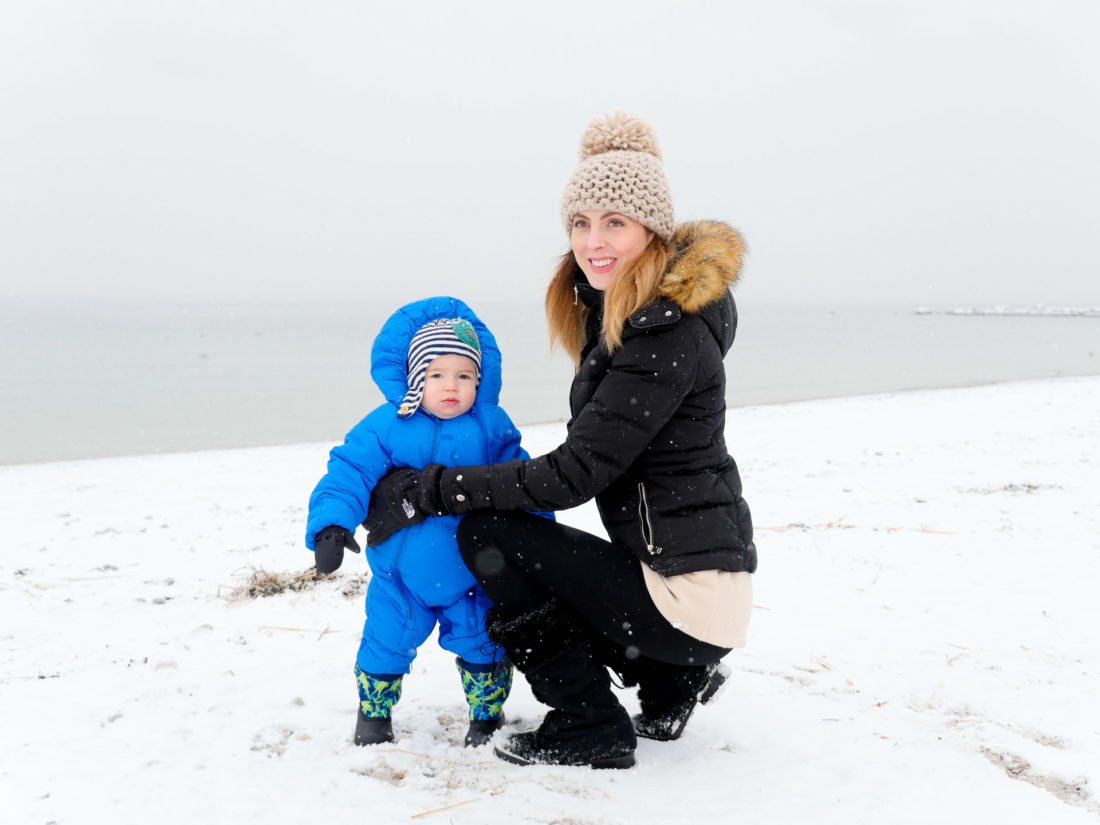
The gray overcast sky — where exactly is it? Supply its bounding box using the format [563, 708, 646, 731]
[2, 0, 1098, 308]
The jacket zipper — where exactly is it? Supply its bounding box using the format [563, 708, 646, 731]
[391, 422, 441, 622]
[466, 588, 477, 626]
[637, 482, 662, 556]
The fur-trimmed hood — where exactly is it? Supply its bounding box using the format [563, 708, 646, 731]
[659, 220, 746, 313]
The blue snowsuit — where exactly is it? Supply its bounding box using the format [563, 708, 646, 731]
[306, 297, 538, 675]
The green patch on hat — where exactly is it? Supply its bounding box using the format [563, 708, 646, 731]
[451, 319, 480, 351]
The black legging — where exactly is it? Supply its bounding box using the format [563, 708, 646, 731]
[456, 511, 730, 668]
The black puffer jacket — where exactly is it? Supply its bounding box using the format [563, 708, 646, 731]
[439, 220, 756, 576]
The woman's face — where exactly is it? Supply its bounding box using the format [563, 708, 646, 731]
[570, 210, 654, 291]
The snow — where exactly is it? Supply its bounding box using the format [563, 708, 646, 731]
[4, 376, 1099, 824]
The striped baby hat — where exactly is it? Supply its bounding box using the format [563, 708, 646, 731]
[397, 318, 482, 419]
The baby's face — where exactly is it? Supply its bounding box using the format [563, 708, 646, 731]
[420, 354, 478, 420]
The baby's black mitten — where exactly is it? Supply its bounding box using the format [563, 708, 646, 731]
[313, 526, 361, 576]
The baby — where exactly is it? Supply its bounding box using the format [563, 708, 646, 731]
[306, 297, 538, 747]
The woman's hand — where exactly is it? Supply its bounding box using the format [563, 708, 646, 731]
[363, 464, 447, 547]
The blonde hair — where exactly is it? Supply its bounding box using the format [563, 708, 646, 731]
[544, 236, 674, 365]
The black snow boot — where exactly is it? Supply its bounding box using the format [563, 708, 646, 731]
[464, 717, 505, 748]
[633, 660, 729, 741]
[353, 668, 401, 746]
[354, 710, 395, 745]
[486, 600, 636, 769]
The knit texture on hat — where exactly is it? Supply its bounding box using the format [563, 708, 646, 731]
[560, 111, 674, 241]
[398, 318, 482, 419]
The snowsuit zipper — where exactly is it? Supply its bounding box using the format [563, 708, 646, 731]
[391, 422, 441, 622]
[637, 482, 662, 556]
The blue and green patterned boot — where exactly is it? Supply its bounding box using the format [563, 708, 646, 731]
[354, 665, 403, 746]
[457, 657, 513, 747]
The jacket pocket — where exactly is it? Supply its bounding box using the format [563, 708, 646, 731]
[637, 482, 663, 556]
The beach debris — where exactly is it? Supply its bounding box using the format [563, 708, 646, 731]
[960, 482, 1062, 495]
[410, 797, 481, 819]
[219, 565, 368, 601]
[981, 748, 1098, 814]
[220, 566, 321, 601]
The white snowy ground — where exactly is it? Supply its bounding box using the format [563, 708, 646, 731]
[3, 376, 1099, 825]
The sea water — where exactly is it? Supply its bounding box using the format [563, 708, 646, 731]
[2, 298, 1097, 464]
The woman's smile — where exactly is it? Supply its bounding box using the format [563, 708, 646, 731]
[570, 210, 654, 290]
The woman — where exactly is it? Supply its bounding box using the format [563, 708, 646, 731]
[364, 112, 756, 769]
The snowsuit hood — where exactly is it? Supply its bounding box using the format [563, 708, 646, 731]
[370, 296, 503, 412]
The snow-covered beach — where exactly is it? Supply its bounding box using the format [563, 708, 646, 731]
[4, 375, 1099, 824]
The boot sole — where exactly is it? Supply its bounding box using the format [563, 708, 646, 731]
[698, 663, 730, 705]
[634, 663, 730, 742]
[493, 743, 635, 769]
[354, 731, 395, 745]
[354, 731, 395, 746]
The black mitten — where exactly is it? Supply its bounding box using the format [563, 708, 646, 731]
[313, 525, 361, 576]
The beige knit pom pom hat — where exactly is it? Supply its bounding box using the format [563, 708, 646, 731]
[560, 111, 674, 242]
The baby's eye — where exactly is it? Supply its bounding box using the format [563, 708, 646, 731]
[459, 373, 475, 381]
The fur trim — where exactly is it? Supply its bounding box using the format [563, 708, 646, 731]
[660, 221, 747, 313]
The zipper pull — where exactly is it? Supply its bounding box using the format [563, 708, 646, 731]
[573, 284, 578, 306]
[637, 482, 663, 555]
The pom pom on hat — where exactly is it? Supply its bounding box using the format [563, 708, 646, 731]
[561, 111, 674, 242]
[578, 111, 663, 161]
